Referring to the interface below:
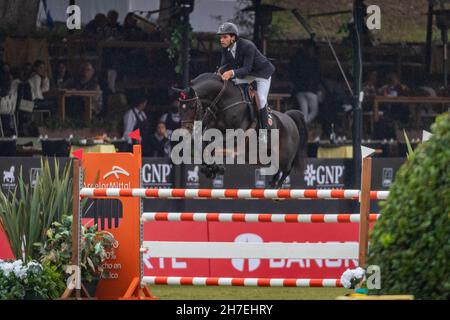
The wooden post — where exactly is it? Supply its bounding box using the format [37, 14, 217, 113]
[72, 159, 81, 298]
[60, 159, 94, 299]
[358, 157, 372, 268]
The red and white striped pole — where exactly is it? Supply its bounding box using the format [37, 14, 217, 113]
[80, 188, 389, 200]
[141, 212, 380, 223]
[142, 276, 342, 287]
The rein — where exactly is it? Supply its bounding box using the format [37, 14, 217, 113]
[179, 79, 251, 128]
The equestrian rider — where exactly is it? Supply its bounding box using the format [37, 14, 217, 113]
[217, 22, 275, 131]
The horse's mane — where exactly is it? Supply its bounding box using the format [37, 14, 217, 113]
[191, 73, 222, 86]
[190, 72, 241, 98]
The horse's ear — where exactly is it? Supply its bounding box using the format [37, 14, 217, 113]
[171, 86, 196, 100]
[171, 86, 186, 94]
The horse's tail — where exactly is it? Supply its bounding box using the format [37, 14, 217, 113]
[285, 109, 308, 175]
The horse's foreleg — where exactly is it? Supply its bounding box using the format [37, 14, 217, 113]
[276, 170, 292, 189]
[269, 171, 282, 189]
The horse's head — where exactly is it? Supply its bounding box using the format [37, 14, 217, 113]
[171, 86, 199, 132]
[172, 73, 224, 132]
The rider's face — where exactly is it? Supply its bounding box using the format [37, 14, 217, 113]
[220, 34, 235, 48]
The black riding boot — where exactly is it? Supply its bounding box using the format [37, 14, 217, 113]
[259, 105, 272, 130]
[259, 105, 272, 143]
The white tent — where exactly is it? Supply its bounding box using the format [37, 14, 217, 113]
[40, 0, 240, 32]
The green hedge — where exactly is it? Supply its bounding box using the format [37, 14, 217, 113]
[367, 112, 450, 299]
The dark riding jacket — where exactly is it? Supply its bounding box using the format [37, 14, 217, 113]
[220, 38, 275, 80]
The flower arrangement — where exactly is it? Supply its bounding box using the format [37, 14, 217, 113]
[0, 260, 65, 300]
[340, 267, 366, 289]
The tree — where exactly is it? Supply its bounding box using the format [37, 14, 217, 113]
[0, 0, 40, 36]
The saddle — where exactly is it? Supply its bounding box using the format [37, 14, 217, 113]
[237, 83, 260, 128]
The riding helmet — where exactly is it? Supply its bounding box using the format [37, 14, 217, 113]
[216, 22, 239, 37]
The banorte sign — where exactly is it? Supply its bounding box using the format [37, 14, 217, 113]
[82, 146, 141, 300]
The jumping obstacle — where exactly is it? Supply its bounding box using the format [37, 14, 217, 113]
[80, 188, 389, 200]
[141, 212, 380, 223]
[142, 276, 343, 287]
[69, 145, 387, 299]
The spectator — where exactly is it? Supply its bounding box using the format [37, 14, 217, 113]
[319, 76, 353, 138]
[378, 72, 409, 97]
[159, 98, 181, 139]
[52, 61, 72, 89]
[123, 13, 146, 41]
[85, 13, 108, 39]
[122, 96, 152, 155]
[28, 60, 55, 121]
[378, 72, 410, 123]
[290, 42, 321, 124]
[21, 63, 33, 81]
[362, 70, 378, 111]
[13, 64, 40, 136]
[29, 60, 50, 101]
[105, 10, 122, 39]
[68, 62, 101, 90]
[66, 62, 102, 116]
[0, 62, 14, 136]
[0, 62, 12, 97]
[148, 121, 171, 158]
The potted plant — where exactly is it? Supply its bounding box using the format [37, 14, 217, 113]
[0, 259, 65, 300]
[79, 224, 116, 296]
[37, 215, 117, 297]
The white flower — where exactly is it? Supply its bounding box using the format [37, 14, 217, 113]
[11, 260, 28, 279]
[12, 260, 23, 268]
[13, 267, 27, 279]
[27, 261, 43, 274]
[0, 262, 14, 277]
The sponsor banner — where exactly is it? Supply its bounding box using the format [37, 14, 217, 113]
[371, 158, 404, 190]
[180, 160, 352, 189]
[185, 165, 200, 188]
[0, 158, 69, 194]
[142, 159, 174, 188]
[143, 221, 361, 279]
[301, 160, 349, 189]
[0, 157, 404, 191]
[143, 222, 210, 276]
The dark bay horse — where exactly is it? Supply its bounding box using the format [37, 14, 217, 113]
[174, 73, 307, 188]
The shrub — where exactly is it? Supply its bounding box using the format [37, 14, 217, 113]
[0, 260, 65, 300]
[367, 112, 450, 299]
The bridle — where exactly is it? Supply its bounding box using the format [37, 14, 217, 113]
[179, 79, 251, 129]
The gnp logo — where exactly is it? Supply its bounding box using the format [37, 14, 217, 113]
[304, 164, 344, 187]
[231, 233, 263, 272]
[142, 163, 172, 187]
[103, 166, 130, 179]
